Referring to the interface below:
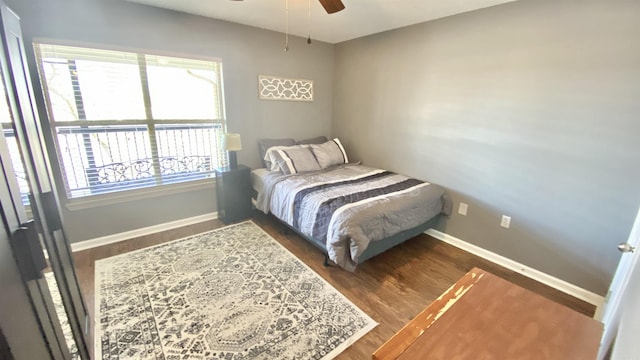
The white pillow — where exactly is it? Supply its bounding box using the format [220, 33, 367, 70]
[264, 145, 306, 171]
[264, 144, 322, 174]
[272, 147, 322, 174]
[310, 138, 349, 169]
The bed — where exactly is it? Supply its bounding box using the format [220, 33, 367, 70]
[253, 137, 451, 271]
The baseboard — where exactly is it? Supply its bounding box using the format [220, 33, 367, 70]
[425, 229, 605, 313]
[71, 212, 218, 252]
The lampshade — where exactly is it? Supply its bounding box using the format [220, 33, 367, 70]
[223, 133, 242, 151]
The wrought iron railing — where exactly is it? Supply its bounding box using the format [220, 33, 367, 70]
[85, 155, 211, 194]
[4, 123, 224, 199]
[55, 123, 223, 197]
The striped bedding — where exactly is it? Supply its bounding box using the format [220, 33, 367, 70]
[256, 164, 448, 270]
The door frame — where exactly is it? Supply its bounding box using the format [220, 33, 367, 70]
[0, 138, 57, 360]
[0, 2, 90, 358]
[597, 205, 640, 358]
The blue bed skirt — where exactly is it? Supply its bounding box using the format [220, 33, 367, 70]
[275, 214, 442, 266]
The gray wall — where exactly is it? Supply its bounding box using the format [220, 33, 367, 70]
[332, 0, 640, 294]
[7, 0, 334, 242]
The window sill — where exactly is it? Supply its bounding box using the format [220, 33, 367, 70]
[64, 178, 216, 211]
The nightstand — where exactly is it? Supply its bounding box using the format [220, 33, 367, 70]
[215, 164, 252, 224]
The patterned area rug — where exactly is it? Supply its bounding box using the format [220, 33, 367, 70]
[44, 272, 80, 359]
[95, 221, 377, 359]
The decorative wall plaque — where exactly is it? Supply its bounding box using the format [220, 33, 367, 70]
[258, 75, 314, 102]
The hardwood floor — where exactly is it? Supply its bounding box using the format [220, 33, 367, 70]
[71, 211, 596, 359]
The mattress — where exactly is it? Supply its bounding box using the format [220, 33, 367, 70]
[250, 168, 271, 199]
[254, 164, 449, 271]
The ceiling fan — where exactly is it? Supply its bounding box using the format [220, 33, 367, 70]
[232, 0, 345, 14]
[318, 0, 345, 14]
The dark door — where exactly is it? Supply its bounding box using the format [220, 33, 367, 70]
[0, 173, 51, 360]
[0, 2, 89, 359]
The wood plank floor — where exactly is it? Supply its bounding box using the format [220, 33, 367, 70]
[71, 211, 596, 359]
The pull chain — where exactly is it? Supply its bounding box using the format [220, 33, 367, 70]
[284, 0, 290, 51]
[307, 0, 312, 44]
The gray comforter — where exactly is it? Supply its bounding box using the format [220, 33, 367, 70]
[256, 164, 449, 271]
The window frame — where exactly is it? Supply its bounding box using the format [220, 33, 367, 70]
[32, 40, 228, 204]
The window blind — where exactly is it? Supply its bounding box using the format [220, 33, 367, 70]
[34, 43, 228, 198]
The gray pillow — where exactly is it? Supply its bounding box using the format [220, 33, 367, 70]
[310, 138, 349, 169]
[270, 147, 321, 174]
[258, 138, 295, 168]
[297, 136, 328, 145]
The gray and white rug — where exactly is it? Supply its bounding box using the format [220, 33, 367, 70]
[45, 272, 80, 359]
[95, 221, 377, 359]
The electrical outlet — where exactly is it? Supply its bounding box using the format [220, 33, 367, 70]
[458, 203, 468, 216]
[501, 215, 511, 228]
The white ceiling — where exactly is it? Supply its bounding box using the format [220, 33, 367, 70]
[123, 0, 517, 44]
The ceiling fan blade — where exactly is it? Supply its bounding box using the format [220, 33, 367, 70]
[318, 0, 345, 14]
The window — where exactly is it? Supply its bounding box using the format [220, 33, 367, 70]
[0, 71, 30, 205]
[34, 43, 227, 199]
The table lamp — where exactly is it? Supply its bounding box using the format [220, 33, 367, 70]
[223, 133, 242, 169]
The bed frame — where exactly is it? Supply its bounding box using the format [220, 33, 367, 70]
[274, 214, 442, 267]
